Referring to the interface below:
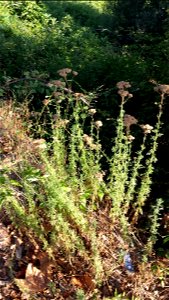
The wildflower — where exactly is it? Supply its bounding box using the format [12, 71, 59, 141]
[149, 79, 169, 96]
[118, 90, 129, 98]
[46, 82, 53, 88]
[128, 93, 133, 99]
[74, 92, 84, 98]
[52, 80, 65, 87]
[95, 120, 103, 129]
[116, 81, 131, 90]
[43, 99, 50, 106]
[74, 93, 90, 105]
[128, 135, 135, 142]
[72, 71, 78, 76]
[57, 68, 72, 78]
[46, 80, 65, 88]
[149, 79, 157, 85]
[154, 84, 169, 95]
[90, 143, 98, 150]
[140, 124, 153, 134]
[53, 91, 63, 98]
[88, 108, 97, 115]
[57, 119, 69, 127]
[124, 114, 138, 130]
[83, 134, 93, 146]
[95, 171, 105, 182]
[62, 119, 69, 126]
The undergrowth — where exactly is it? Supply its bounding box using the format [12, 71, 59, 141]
[0, 70, 168, 299]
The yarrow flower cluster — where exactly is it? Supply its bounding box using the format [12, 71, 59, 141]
[116, 81, 133, 102]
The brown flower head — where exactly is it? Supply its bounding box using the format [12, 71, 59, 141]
[74, 93, 90, 105]
[118, 90, 129, 98]
[57, 68, 72, 78]
[47, 80, 65, 88]
[123, 114, 138, 130]
[53, 91, 63, 98]
[149, 79, 157, 85]
[154, 84, 169, 95]
[149, 79, 169, 96]
[56, 119, 69, 128]
[43, 99, 50, 106]
[116, 81, 131, 90]
[74, 93, 84, 98]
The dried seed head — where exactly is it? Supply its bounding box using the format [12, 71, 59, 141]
[95, 171, 105, 182]
[88, 108, 97, 115]
[56, 119, 69, 127]
[72, 71, 78, 76]
[149, 79, 169, 96]
[118, 90, 129, 98]
[74, 93, 84, 98]
[74, 93, 90, 105]
[116, 81, 131, 90]
[124, 114, 138, 129]
[149, 79, 157, 84]
[154, 84, 169, 95]
[95, 120, 103, 129]
[140, 124, 153, 134]
[53, 92, 63, 97]
[90, 143, 97, 150]
[128, 135, 135, 142]
[52, 80, 65, 87]
[83, 134, 93, 146]
[57, 68, 72, 78]
[47, 80, 65, 88]
[43, 99, 50, 106]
